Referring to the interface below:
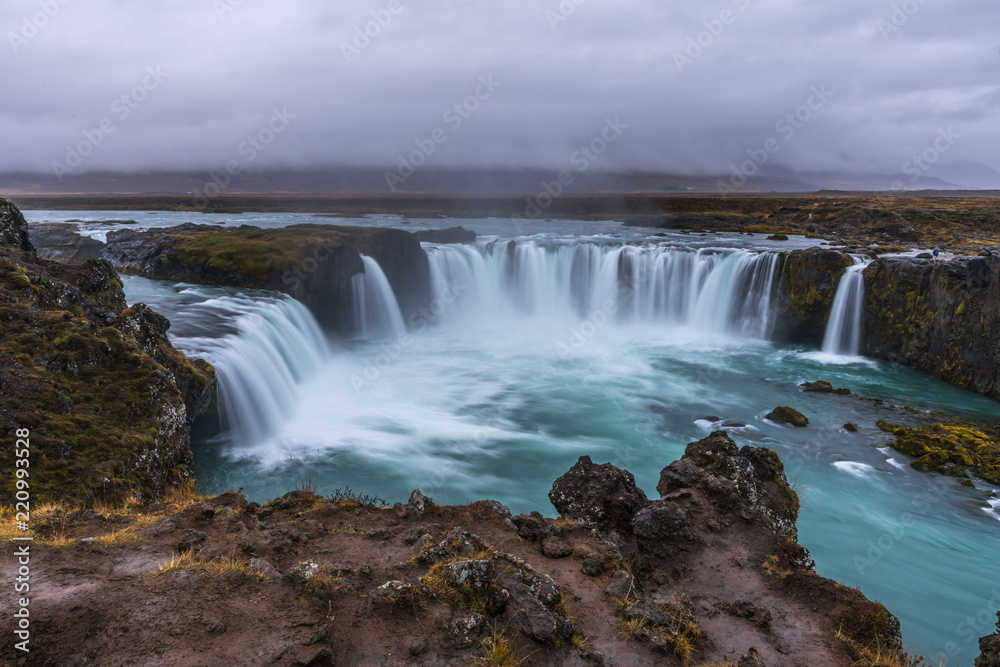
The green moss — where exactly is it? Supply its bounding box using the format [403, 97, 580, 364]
[766, 406, 809, 427]
[0, 247, 214, 505]
[878, 422, 1000, 485]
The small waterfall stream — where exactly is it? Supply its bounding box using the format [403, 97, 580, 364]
[822, 259, 868, 356]
[352, 255, 407, 339]
[170, 293, 329, 446]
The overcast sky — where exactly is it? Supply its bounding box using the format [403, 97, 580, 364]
[1, 0, 998, 179]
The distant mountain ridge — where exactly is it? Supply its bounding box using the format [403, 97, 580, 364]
[1, 163, 997, 196]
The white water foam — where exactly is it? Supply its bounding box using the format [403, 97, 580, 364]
[833, 460, 879, 479]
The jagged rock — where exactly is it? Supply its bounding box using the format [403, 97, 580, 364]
[411, 226, 477, 244]
[766, 234, 789, 241]
[0, 200, 215, 505]
[443, 560, 495, 589]
[527, 573, 562, 609]
[408, 489, 435, 515]
[766, 406, 809, 427]
[541, 536, 574, 559]
[604, 570, 635, 600]
[28, 223, 106, 262]
[977, 612, 1000, 667]
[369, 580, 417, 605]
[511, 594, 560, 643]
[657, 431, 801, 537]
[632, 500, 697, 559]
[0, 199, 33, 251]
[511, 511, 554, 541]
[548, 455, 649, 534]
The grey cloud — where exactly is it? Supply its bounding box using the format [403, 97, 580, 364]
[1, 0, 998, 181]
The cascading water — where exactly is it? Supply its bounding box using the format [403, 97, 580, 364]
[425, 241, 783, 338]
[190, 297, 328, 446]
[121, 278, 330, 447]
[822, 259, 868, 356]
[352, 255, 407, 339]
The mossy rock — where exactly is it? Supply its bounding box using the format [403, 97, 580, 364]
[877, 421, 1000, 485]
[800, 380, 851, 395]
[766, 406, 809, 427]
[0, 199, 216, 505]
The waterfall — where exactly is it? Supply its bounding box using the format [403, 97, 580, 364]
[178, 295, 329, 446]
[423, 241, 783, 338]
[352, 255, 406, 339]
[822, 260, 867, 356]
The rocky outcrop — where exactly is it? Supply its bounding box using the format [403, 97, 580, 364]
[876, 421, 1000, 484]
[771, 248, 853, 344]
[863, 255, 1000, 400]
[0, 198, 33, 251]
[28, 222, 106, 262]
[0, 198, 215, 504]
[548, 455, 649, 535]
[102, 223, 432, 334]
[978, 613, 1000, 667]
[411, 226, 477, 244]
[545, 432, 908, 665]
[10, 440, 916, 666]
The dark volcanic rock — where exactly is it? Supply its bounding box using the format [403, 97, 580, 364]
[977, 613, 1000, 667]
[411, 226, 476, 244]
[863, 255, 1000, 401]
[766, 406, 809, 427]
[28, 223, 106, 262]
[800, 380, 850, 394]
[0, 199, 33, 251]
[548, 455, 649, 534]
[772, 248, 853, 345]
[656, 431, 801, 537]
